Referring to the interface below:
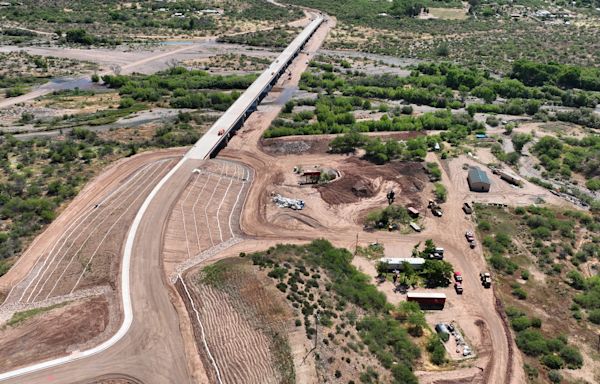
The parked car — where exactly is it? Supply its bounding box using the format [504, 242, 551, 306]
[454, 271, 463, 282]
[463, 346, 472, 356]
[480, 272, 492, 288]
[454, 282, 463, 294]
[469, 240, 476, 249]
[465, 231, 475, 241]
[463, 202, 473, 214]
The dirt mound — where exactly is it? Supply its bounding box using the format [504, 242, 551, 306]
[317, 157, 427, 205]
[260, 137, 329, 155]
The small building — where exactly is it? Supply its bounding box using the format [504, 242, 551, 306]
[407, 292, 446, 310]
[497, 169, 523, 186]
[379, 257, 425, 271]
[467, 166, 491, 192]
[407, 207, 419, 217]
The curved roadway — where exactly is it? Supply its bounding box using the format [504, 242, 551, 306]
[0, 15, 327, 384]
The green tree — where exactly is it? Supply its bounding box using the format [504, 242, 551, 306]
[422, 260, 453, 287]
[512, 133, 532, 152]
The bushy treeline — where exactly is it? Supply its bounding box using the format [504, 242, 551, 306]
[531, 135, 600, 179]
[511, 60, 600, 91]
[329, 131, 438, 164]
[217, 27, 297, 48]
[63, 28, 120, 46]
[101, 67, 256, 110]
[297, 60, 600, 128]
[265, 94, 483, 139]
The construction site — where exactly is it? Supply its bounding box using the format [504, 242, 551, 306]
[0, 2, 597, 384]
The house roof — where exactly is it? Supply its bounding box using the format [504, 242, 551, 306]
[468, 166, 490, 185]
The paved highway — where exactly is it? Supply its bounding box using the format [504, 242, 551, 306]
[0, 15, 326, 384]
[187, 16, 323, 160]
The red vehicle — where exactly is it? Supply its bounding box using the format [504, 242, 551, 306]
[454, 271, 463, 282]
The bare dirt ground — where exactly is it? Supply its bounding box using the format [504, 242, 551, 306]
[180, 258, 294, 384]
[2, 156, 177, 308]
[0, 296, 109, 372]
[0, 149, 185, 374]
[211, 14, 523, 384]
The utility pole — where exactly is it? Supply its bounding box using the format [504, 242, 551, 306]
[354, 233, 358, 256]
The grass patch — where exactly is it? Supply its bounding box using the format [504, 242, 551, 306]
[7, 303, 67, 327]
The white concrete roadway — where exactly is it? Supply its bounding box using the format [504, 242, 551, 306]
[187, 16, 323, 160]
[0, 16, 325, 383]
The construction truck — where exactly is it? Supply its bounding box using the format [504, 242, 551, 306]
[428, 200, 443, 217]
[480, 272, 492, 288]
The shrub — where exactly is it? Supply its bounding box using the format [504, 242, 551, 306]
[516, 330, 549, 356]
[478, 221, 491, 231]
[426, 335, 447, 366]
[559, 346, 583, 369]
[530, 317, 542, 328]
[512, 287, 527, 300]
[119, 97, 135, 109]
[510, 316, 531, 332]
[91, 73, 100, 83]
[521, 270, 530, 280]
[541, 354, 564, 369]
[547, 370, 562, 384]
[588, 309, 600, 324]
[434, 183, 447, 203]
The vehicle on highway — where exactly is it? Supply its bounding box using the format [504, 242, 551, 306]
[480, 272, 492, 288]
[454, 282, 463, 294]
[454, 271, 462, 282]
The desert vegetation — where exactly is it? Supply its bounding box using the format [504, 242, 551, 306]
[245, 240, 437, 383]
[475, 204, 600, 383]
[1, 0, 302, 42]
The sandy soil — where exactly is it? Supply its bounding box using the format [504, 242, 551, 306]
[213, 14, 523, 384]
[0, 296, 109, 372]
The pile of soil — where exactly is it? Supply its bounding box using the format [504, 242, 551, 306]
[317, 157, 427, 206]
[260, 137, 329, 155]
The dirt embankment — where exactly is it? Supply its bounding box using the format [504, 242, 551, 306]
[178, 258, 296, 384]
[0, 296, 109, 372]
[317, 157, 427, 206]
[260, 131, 425, 156]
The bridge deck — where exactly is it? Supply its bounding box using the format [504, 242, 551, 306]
[186, 16, 324, 160]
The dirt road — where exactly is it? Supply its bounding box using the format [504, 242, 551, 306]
[0, 12, 332, 384]
[0, 159, 203, 384]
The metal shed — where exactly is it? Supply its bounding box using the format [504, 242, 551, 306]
[467, 166, 491, 192]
